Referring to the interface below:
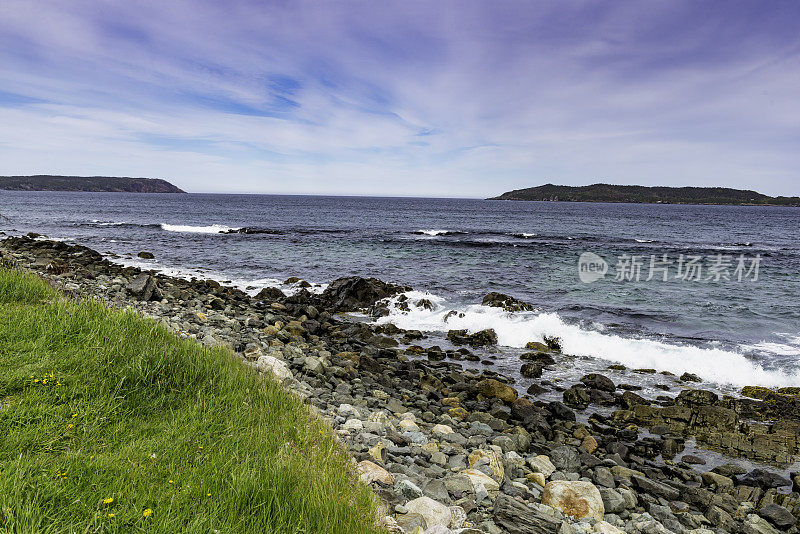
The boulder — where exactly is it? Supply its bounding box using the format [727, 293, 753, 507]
[492, 494, 562, 534]
[758, 504, 796, 529]
[405, 497, 451, 528]
[738, 469, 792, 489]
[542, 480, 605, 521]
[548, 445, 580, 472]
[476, 379, 518, 403]
[254, 355, 293, 382]
[254, 287, 285, 301]
[580, 373, 616, 392]
[127, 273, 162, 301]
[527, 455, 556, 478]
[447, 328, 498, 347]
[743, 514, 781, 534]
[357, 460, 393, 485]
[520, 362, 543, 378]
[676, 389, 718, 406]
[320, 276, 410, 311]
[137, 251, 155, 259]
[459, 469, 500, 498]
[563, 386, 590, 409]
[481, 292, 534, 312]
[467, 449, 504, 481]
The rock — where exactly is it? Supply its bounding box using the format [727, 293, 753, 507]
[542, 480, 605, 521]
[681, 454, 705, 465]
[548, 446, 580, 472]
[528, 455, 556, 478]
[396, 512, 427, 532]
[447, 329, 498, 347]
[459, 469, 500, 498]
[676, 389, 718, 406]
[525, 341, 551, 352]
[405, 497, 451, 529]
[743, 514, 781, 534]
[342, 419, 363, 432]
[398, 479, 424, 500]
[563, 387, 590, 409]
[520, 362, 543, 378]
[599, 488, 626, 514]
[476, 379, 517, 403]
[738, 469, 792, 489]
[431, 424, 453, 435]
[358, 460, 393, 485]
[254, 355, 293, 382]
[581, 435, 598, 454]
[492, 494, 562, 534]
[481, 292, 534, 312]
[127, 273, 162, 301]
[467, 450, 504, 481]
[680, 372, 702, 382]
[255, 287, 285, 301]
[321, 276, 409, 311]
[758, 504, 796, 529]
[137, 251, 154, 259]
[701, 471, 733, 490]
[530, 472, 546, 487]
[580, 374, 616, 392]
[631, 475, 681, 501]
[594, 521, 625, 534]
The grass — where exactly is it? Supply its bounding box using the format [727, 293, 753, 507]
[0, 268, 384, 533]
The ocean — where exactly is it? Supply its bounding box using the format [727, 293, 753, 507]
[3, 191, 799, 397]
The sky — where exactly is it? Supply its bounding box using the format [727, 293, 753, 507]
[0, 1, 799, 197]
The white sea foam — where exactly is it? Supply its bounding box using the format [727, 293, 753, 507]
[160, 223, 239, 234]
[417, 229, 451, 236]
[375, 292, 800, 388]
[635, 239, 654, 243]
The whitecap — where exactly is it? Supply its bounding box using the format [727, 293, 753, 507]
[160, 223, 239, 234]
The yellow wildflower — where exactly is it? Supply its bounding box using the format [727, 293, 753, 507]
[169, 480, 174, 484]
[103, 497, 114, 505]
[143, 508, 153, 518]
[68, 424, 74, 428]
[107, 513, 115, 518]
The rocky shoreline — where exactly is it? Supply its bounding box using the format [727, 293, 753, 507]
[1, 234, 799, 534]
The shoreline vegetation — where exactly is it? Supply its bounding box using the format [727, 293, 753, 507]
[0, 268, 382, 533]
[490, 184, 800, 206]
[1, 235, 799, 533]
[0, 175, 185, 193]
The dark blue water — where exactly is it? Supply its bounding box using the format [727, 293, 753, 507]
[3, 191, 799, 390]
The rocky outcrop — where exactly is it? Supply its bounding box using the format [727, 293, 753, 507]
[481, 292, 534, 312]
[319, 276, 410, 312]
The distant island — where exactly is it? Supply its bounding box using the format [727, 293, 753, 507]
[0, 175, 186, 193]
[490, 183, 800, 206]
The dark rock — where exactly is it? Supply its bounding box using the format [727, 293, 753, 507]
[447, 328, 498, 346]
[676, 389, 718, 406]
[580, 373, 616, 392]
[548, 445, 580, 472]
[127, 273, 162, 301]
[476, 379, 518, 403]
[320, 276, 410, 311]
[563, 386, 590, 409]
[631, 475, 681, 501]
[481, 292, 534, 312]
[680, 454, 706, 465]
[520, 363, 543, 378]
[492, 494, 561, 534]
[738, 469, 792, 490]
[254, 287, 285, 301]
[137, 251, 155, 259]
[548, 401, 576, 422]
[680, 372, 702, 382]
[758, 504, 797, 529]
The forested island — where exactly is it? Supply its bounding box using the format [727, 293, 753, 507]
[490, 183, 800, 206]
[0, 175, 185, 193]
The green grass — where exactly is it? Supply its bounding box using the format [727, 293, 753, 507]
[0, 268, 383, 533]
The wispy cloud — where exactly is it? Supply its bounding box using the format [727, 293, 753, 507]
[0, 0, 798, 195]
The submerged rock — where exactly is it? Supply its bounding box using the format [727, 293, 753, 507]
[481, 292, 534, 312]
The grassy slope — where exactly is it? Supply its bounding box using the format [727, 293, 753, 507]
[0, 269, 382, 533]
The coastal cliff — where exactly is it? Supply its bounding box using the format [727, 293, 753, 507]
[491, 183, 800, 206]
[0, 175, 186, 193]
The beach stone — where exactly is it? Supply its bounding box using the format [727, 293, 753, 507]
[398, 479, 424, 500]
[594, 521, 625, 534]
[631, 475, 681, 501]
[599, 488, 626, 514]
[739, 469, 792, 489]
[467, 449, 504, 481]
[743, 514, 781, 534]
[431, 424, 453, 435]
[476, 379, 517, 403]
[528, 455, 557, 478]
[396, 512, 427, 532]
[492, 494, 562, 534]
[758, 504, 796, 529]
[581, 435, 598, 453]
[127, 273, 162, 301]
[459, 469, 500, 498]
[530, 472, 546, 487]
[549, 445, 580, 472]
[581, 374, 615, 392]
[254, 355, 293, 382]
[542, 481, 604, 521]
[342, 418, 364, 432]
[358, 460, 393, 485]
[405, 497, 451, 529]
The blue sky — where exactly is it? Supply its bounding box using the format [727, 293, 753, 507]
[1, 1, 799, 196]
